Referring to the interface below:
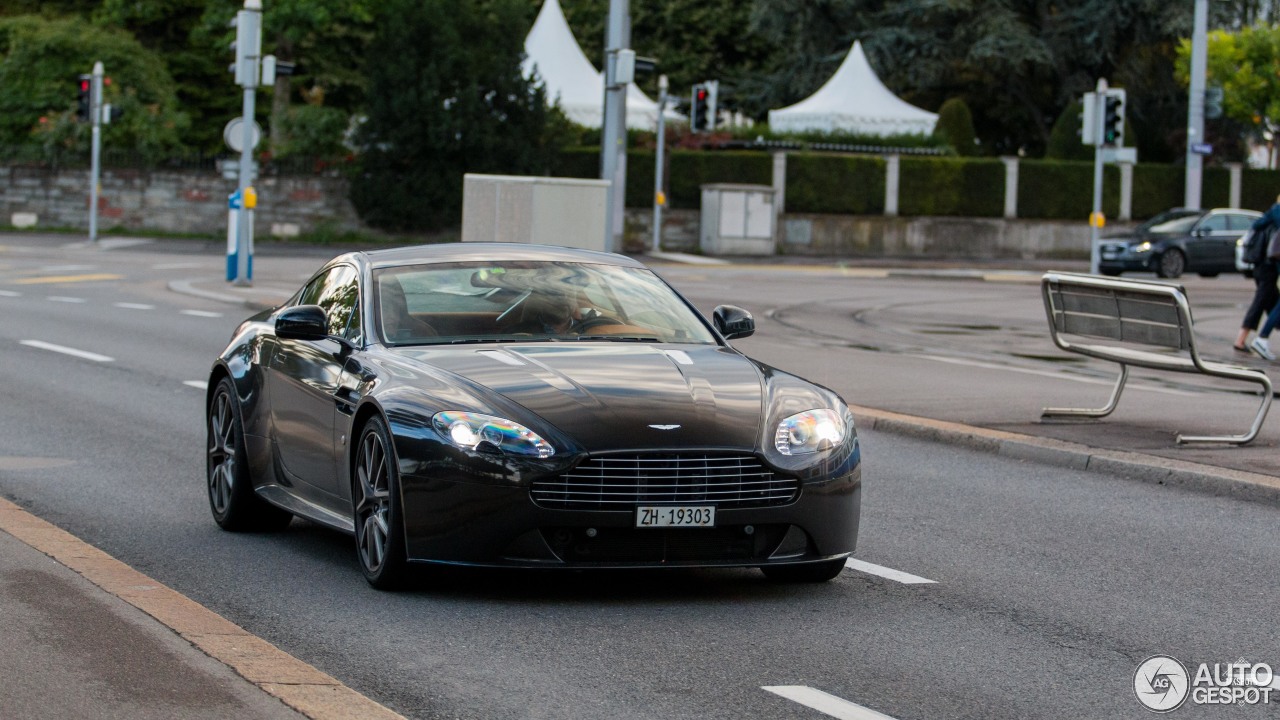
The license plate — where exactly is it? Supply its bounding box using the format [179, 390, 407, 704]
[1102, 251, 1118, 259]
[635, 506, 715, 528]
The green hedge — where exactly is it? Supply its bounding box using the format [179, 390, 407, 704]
[556, 147, 1266, 219]
[785, 154, 884, 214]
[899, 157, 1004, 217]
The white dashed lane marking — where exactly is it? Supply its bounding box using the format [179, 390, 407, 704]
[19, 340, 113, 363]
[0, 290, 20, 297]
[180, 309, 223, 318]
[46, 296, 86, 304]
[114, 302, 155, 310]
[844, 559, 936, 585]
[763, 686, 900, 720]
[183, 381, 208, 390]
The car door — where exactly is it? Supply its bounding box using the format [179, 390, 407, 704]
[1186, 213, 1234, 272]
[268, 264, 360, 500]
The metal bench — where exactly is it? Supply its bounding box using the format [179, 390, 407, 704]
[1041, 271, 1272, 445]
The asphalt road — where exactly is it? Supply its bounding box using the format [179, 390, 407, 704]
[0, 236, 1276, 719]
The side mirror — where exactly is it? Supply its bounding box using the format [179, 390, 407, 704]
[713, 305, 755, 340]
[275, 305, 329, 341]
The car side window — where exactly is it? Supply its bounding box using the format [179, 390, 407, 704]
[296, 265, 361, 342]
[1227, 214, 1257, 232]
[1199, 215, 1229, 232]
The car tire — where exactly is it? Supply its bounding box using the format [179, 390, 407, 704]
[1155, 249, 1186, 278]
[207, 378, 293, 532]
[760, 557, 846, 583]
[353, 415, 410, 590]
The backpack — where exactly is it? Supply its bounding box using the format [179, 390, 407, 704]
[1244, 225, 1271, 265]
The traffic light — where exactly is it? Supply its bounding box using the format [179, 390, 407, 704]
[1204, 85, 1224, 120]
[704, 80, 719, 131]
[691, 84, 709, 132]
[76, 74, 92, 121]
[1102, 90, 1125, 147]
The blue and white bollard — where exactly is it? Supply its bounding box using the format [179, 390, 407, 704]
[226, 190, 241, 282]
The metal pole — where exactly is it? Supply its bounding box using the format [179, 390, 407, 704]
[89, 62, 103, 244]
[652, 75, 667, 253]
[1090, 79, 1107, 275]
[1185, 0, 1208, 209]
[600, 0, 629, 253]
[235, 0, 261, 287]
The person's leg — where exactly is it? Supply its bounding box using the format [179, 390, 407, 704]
[1238, 261, 1280, 348]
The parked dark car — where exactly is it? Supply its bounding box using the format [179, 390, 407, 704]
[206, 243, 861, 589]
[1098, 208, 1261, 278]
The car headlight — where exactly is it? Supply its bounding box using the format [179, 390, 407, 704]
[432, 411, 554, 458]
[774, 408, 846, 456]
[1134, 242, 1152, 253]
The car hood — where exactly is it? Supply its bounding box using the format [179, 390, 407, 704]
[386, 343, 766, 451]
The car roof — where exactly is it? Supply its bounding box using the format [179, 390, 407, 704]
[357, 242, 647, 271]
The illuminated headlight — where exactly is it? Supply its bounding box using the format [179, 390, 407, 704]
[1134, 242, 1152, 253]
[432, 411, 554, 458]
[774, 409, 846, 456]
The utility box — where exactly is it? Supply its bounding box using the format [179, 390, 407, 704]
[462, 174, 609, 251]
[699, 184, 776, 255]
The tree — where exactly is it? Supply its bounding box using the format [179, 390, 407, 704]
[0, 15, 187, 158]
[1045, 102, 1093, 161]
[1176, 25, 1280, 156]
[352, 0, 566, 232]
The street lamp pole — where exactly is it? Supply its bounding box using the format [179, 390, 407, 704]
[1184, 0, 1208, 209]
[652, 74, 668, 253]
[600, 0, 630, 253]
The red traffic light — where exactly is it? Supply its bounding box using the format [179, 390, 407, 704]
[79, 79, 90, 91]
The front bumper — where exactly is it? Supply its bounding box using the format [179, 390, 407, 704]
[1098, 243, 1154, 272]
[397, 458, 861, 569]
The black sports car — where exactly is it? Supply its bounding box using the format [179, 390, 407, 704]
[205, 243, 861, 588]
[1097, 207, 1260, 278]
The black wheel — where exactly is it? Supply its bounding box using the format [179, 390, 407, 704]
[760, 558, 846, 583]
[1100, 268, 1122, 277]
[1156, 249, 1186, 278]
[353, 416, 410, 590]
[207, 378, 292, 531]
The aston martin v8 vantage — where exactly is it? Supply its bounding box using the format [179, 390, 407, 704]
[205, 243, 861, 588]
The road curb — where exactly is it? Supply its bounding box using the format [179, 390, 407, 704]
[851, 405, 1280, 506]
[0, 497, 405, 720]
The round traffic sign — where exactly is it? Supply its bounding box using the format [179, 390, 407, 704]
[223, 117, 262, 153]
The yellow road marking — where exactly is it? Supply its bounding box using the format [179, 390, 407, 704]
[13, 273, 123, 285]
[0, 497, 405, 720]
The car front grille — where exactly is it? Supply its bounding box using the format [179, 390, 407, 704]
[530, 453, 798, 510]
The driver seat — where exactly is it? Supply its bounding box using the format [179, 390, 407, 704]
[379, 277, 438, 342]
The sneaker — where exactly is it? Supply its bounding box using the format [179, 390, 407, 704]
[1250, 336, 1276, 361]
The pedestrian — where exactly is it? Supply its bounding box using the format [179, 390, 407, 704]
[1233, 194, 1280, 354]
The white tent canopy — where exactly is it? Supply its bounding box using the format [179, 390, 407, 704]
[522, 0, 675, 130]
[768, 41, 937, 137]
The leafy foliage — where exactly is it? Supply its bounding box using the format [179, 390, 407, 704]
[0, 14, 186, 158]
[352, 0, 567, 232]
[933, 98, 977, 156]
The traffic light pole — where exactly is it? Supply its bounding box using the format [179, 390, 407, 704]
[89, 62, 103, 244]
[1090, 79, 1107, 275]
[652, 75, 667, 253]
[231, 0, 262, 287]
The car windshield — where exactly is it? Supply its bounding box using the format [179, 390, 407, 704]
[1139, 210, 1202, 234]
[373, 260, 718, 346]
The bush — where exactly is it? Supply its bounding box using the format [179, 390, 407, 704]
[932, 98, 977, 156]
[785, 154, 884, 214]
[667, 151, 772, 209]
[275, 105, 350, 160]
[1240, 169, 1280, 211]
[1019, 160, 1120, 219]
[900, 157, 1003, 216]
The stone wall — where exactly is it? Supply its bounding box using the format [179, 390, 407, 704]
[636, 208, 1105, 260]
[0, 165, 361, 237]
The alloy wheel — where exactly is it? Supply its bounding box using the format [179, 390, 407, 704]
[207, 390, 236, 516]
[355, 429, 392, 574]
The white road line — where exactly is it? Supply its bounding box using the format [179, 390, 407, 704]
[47, 296, 86, 304]
[844, 559, 937, 585]
[915, 354, 1197, 397]
[19, 340, 113, 363]
[763, 686, 900, 720]
[183, 380, 208, 390]
[0, 290, 20, 297]
[180, 309, 223, 318]
[1271, 674, 1280, 693]
[114, 302, 155, 310]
